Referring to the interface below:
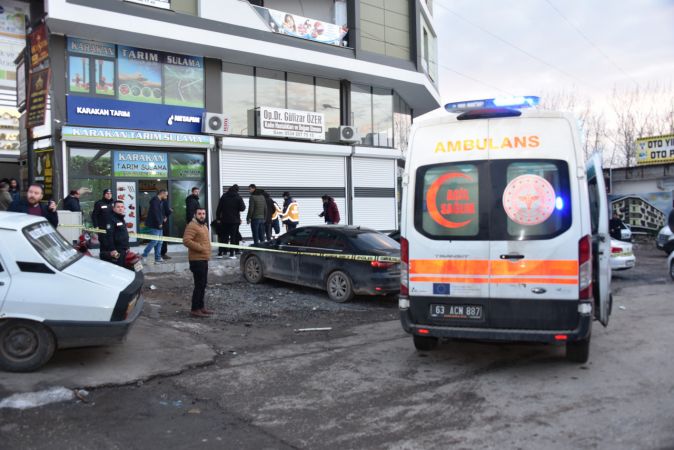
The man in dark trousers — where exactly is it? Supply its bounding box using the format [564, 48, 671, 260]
[215, 184, 245, 258]
[63, 190, 81, 212]
[8, 183, 58, 227]
[92, 188, 114, 229]
[262, 190, 276, 242]
[185, 187, 201, 224]
[142, 189, 168, 263]
[281, 191, 299, 231]
[319, 195, 340, 224]
[99, 200, 130, 267]
[246, 184, 267, 245]
[160, 194, 173, 260]
[183, 207, 213, 318]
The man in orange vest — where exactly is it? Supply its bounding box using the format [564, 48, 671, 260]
[281, 191, 300, 231]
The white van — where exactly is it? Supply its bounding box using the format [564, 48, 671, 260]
[399, 97, 611, 363]
[0, 212, 144, 372]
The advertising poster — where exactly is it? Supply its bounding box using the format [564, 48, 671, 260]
[0, 0, 29, 89]
[68, 55, 89, 93]
[115, 180, 138, 241]
[33, 147, 53, 197]
[163, 53, 204, 108]
[29, 22, 48, 69]
[170, 153, 205, 178]
[635, 134, 674, 165]
[26, 67, 49, 128]
[117, 45, 162, 104]
[113, 150, 168, 178]
[254, 6, 348, 47]
[95, 59, 115, 95]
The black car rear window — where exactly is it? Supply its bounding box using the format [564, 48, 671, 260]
[348, 232, 399, 251]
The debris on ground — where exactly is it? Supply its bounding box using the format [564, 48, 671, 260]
[0, 387, 75, 410]
[294, 327, 333, 333]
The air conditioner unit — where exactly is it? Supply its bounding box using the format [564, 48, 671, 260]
[328, 126, 359, 143]
[202, 113, 231, 136]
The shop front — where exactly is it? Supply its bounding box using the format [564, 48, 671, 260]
[62, 126, 212, 242]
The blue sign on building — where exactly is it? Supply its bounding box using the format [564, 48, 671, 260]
[66, 96, 205, 133]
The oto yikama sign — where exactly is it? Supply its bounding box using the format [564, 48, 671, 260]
[636, 134, 674, 165]
[258, 106, 324, 140]
[114, 151, 168, 178]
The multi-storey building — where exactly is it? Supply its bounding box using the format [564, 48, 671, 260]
[16, 0, 439, 238]
[611, 195, 667, 233]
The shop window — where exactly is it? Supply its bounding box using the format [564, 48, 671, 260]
[372, 88, 393, 148]
[351, 84, 373, 145]
[287, 73, 315, 112]
[69, 148, 112, 177]
[222, 62, 255, 136]
[256, 68, 286, 109]
[316, 77, 341, 141]
[394, 93, 412, 153]
[68, 178, 112, 226]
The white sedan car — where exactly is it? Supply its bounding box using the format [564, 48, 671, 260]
[610, 239, 635, 271]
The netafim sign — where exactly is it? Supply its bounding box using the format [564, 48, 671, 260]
[636, 134, 674, 165]
[258, 107, 325, 140]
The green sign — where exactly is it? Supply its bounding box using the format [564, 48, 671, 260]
[170, 153, 205, 178]
[114, 150, 168, 178]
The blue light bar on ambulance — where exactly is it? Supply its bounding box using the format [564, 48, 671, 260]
[445, 96, 540, 112]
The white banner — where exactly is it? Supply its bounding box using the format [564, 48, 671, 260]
[124, 0, 170, 10]
[258, 106, 325, 140]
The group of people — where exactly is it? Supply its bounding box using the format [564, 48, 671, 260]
[1, 179, 59, 228]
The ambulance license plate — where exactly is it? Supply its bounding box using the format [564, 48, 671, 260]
[430, 304, 483, 320]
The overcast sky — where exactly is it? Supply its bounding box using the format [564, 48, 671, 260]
[431, 0, 674, 112]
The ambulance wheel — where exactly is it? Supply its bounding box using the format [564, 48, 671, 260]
[326, 270, 354, 303]
[243, 255, 264, 284]
[413, 335, 439, 351]
[0, 320, 56, 372]
[566, 337, 590, 363]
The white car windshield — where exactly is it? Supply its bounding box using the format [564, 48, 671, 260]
[23, 221, 82, 270]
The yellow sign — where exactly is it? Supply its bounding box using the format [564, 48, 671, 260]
[636, 134, 674, 165]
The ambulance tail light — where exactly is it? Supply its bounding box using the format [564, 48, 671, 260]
[579, 235, 592, 300]
[400, 237, 409, 296]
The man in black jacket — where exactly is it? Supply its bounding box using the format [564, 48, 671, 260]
[215, 184, 245, 258]
[185, 187, 201, 224]
[160, 194, 174, 260]
[91, 189, 114, 228]
[63, 190, 81, 212]
[142, 189, 168, 263]
[100, 201, 130, 267]
[8, 183, 58, 228]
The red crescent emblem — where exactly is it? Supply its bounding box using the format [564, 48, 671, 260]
[426, 172, 474, 229]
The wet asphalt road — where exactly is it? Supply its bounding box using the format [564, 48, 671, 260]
[1, 242, 673, 449]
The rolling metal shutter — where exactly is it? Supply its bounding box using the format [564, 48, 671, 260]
[351, 157, 397, 231]
[219, 150, 347, 229]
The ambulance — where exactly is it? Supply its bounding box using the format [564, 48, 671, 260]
[399, 97, 611, 363]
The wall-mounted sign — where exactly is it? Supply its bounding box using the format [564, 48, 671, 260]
[66, 96, 204, 133]
[15, 56, 25, 110]
[0, 0, 29, 89]
[29, 23, 48, 69]
[125, 0, 170, 10]
[114, 150, 168, 178]
[26, 68, 50, 128]
[170, 153, 205, 178]
[33, 147, 53, 197]
[252, 6, 348, 47]
[257, 106, 324, 140]
[61, 125, 213, 148]
[115, 180, 138, 240]
[636, 134, 674, 166]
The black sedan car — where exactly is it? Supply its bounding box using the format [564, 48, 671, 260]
[240, 226, 400, 302]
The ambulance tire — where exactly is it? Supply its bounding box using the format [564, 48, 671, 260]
[0, 319, 56, 372]
[413, 335, 439, 351]
[243, 255, 265, 284]
[565, 337, 590, 363]
[326, 270, 354, 303]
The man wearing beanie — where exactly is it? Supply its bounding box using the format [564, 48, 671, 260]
[92, 188, 114, 229]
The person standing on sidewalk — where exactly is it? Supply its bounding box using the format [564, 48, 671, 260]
[142, 189, 168, 264]
[319, 194, 340, 224]
[160, 195, 173, 260]
[62, 190, 82, 212]
[8, 183, 59, 227]
[246, 184, 267, 245]
[183, 207, 214, 318]
[0, 181, 12, 211]
[281, 191, 300, 231]
[185, 187, 201, 224]
[99, 200, 130, 267]
[92, 188, 114, 229]
[215, 184, 245, 258]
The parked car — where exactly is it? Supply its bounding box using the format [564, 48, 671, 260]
[241, 226, 400, 302]
[668, 251, 674, 280]
[619, 222, 632, 242]
[656, 226, 674, 255]
[0, 212, 144, 372]
[610, 238, 635, 271]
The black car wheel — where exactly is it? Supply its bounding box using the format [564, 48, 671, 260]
[413, 335, 438, 351]
[0, 320, 56, 372]
[670, 260, 674, 281]
[243, 255, 264, 284]
[566, 337, 590, 363]
[326, 270, 354, 303]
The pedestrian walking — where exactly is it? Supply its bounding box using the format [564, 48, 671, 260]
[0, 181, 12, 211]
[8, 183, 59, 227]
[185, 187, 201, 224]
[99, 200, 130, 267]
[142, 189, 168, 263]
[8, 178, 20, 203]
[63, 190, 82, 212]
[281, 191, 299, 231]
[319, 195, 340, 224]
[262, 190, 278, 241]
[183, 207, 214, 318]
[246, 184, 267, 245]
[92, 188, 114, 230]
[215, 184, 245, 258]
[160, 195, 173, 260]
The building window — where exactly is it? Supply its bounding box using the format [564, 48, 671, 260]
[222, 62, 255, 136]
[256, 67, 286, 109]
[351, 84, 373, 145]
[420, 16, 438, 82]
[315, 77, 341, 140]
[287, 72, 315, 112]
[394, 93, 412, 153]
[350, 84, 395, 148]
